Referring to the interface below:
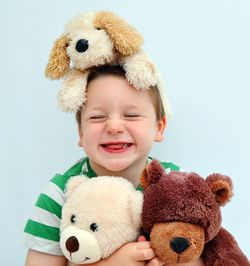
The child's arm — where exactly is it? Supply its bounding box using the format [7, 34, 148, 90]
[25, 249, 67, 266]
[72, 240, 155, 266]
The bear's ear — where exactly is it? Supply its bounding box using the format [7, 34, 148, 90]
[140, 160, 165, 189]
[205, 173, 233, 206]
[65, 175, 88, 199]
[94, 11, 143, 56]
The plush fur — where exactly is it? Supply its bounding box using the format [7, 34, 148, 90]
[60, 175, 143, 264]
[141, 160, 249, 265]
[45, 11, 170, 115]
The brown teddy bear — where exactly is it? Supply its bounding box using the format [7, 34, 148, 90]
[141, 160, 249, 265]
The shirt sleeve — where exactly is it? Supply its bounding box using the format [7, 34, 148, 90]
[160, 161, 183, 173]
[22, 175, 65, 255]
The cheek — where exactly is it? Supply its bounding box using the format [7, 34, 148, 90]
[128, 122, 158, 146]
[130, 121, 158, 136]
[81, 124, 103, 145]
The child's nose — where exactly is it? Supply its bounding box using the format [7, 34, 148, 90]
[106, 119, 124, 135]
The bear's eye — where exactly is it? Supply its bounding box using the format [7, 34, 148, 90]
[96, 27, 102, 30]
[71, 215, 77, 224]
[90, 223, 98, 232]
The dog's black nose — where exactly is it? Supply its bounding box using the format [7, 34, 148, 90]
[66, 236, 79, 253]
[170, 237, 190, 254]
[75, 39, 89, 53]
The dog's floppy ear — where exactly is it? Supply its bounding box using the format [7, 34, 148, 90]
[45, 34, 70, 79]
[94, 11, 143, 56]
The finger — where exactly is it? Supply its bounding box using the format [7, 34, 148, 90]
[136, 240, 151, 249]
[146, 257, 165, 266]
[133, 247, 155, 261]
[138, 235, 147, 242]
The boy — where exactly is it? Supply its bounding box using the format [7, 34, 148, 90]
[23, 65, 205, 266]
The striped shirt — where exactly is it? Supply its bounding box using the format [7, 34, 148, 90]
[22, 156, 181, 255]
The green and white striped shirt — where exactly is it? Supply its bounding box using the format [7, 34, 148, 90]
[22, 156, 181, 255]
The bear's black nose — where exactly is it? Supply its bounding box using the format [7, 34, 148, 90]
[66, 236, 79, 253]
[75, 39, 89, 53]
[170, 237, 190, 254]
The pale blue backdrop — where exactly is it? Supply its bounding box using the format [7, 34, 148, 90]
[1, 0, 249, 264]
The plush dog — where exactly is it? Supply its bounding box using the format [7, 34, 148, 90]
[141, 160, 249, 265]
[45, 11, 169, 114]
[60, 175, 143, 264]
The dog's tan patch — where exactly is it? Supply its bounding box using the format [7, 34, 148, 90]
[45, 34, 70, 79]
[94, 11, 143, 56]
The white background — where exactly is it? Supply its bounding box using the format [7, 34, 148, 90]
[1, 0, 249, 264]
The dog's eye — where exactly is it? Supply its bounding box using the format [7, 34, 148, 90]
[96, 27, 102, 30]
[71, 215, 77, 224]
[90, 223, 98, 232]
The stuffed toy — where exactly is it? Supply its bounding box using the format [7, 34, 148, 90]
[60, 175, 143, 264]
[45, 11, 169, 114]
[141, 160, 249, 265]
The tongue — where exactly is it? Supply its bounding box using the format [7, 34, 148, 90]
[105, 144, 125, 150]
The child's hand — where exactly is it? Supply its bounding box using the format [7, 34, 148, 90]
[138, 236, 165, 266]
[145, 257, 165, 266]
[72, 236, 155, 266]
[138, 236, 205, 266]
[101, 238, 155, 266]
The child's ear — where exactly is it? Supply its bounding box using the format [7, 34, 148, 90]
[154, 116, 167, 142]
[78, 127, 84, 147]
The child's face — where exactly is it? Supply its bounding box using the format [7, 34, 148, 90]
[78, 75, 166, 174]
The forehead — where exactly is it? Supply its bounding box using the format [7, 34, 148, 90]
[85, 74, 154, 106]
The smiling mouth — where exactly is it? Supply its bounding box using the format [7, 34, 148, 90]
[69, 253, 90, 263]
[83, 257, 90, 262]
[100, 142, 133, 152]
[78, 257, 90, 263]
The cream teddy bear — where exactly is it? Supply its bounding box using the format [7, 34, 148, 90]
[60, 175, 143, 264]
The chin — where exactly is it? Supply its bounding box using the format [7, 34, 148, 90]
[103, 159, 132, 172]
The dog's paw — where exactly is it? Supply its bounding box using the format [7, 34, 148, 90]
[122, 51, 157, 90]
[58, 70, 88, 112]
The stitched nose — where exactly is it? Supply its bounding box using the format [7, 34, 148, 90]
[75, 39, 89, 53]
[66, 236, 79, 253]
[170, 237, 190, 254]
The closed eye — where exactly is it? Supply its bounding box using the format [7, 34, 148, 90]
[89, 115, 106, 121]
[124, 113, 140, 117]
[124, 114, 141, 120]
